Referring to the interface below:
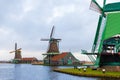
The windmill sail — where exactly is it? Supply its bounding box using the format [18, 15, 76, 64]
[41, 39, 50, 41]
[90, 0, 102, 14]
[15, 43, 17, 51]
[91, 0, 107, 53]
[41, 26, 61, 53]
[50, 26, 54, 39]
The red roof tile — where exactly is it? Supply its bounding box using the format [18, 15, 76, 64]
[51, 52, 68, 61]
[22, 57, 37, 61]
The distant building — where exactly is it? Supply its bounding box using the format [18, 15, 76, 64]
[43, 52, 80, 66]
[21, 57, 38, 63]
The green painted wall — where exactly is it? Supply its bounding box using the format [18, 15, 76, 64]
[98, 12, 120, 53]
[102, 12, 120, 40]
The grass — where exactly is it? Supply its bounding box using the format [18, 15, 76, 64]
[53, 68, 120, 78]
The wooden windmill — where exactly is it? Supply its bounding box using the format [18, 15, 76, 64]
[10, 43, 22, 63]
[41, 26, 61, 53]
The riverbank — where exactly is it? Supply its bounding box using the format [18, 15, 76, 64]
[53, 68, 120, 78]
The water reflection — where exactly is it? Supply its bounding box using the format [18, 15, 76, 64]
[0, 64, 118, 80]
[13, 64, 22, 80]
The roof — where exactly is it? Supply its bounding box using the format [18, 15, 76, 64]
[22, 57, 37, 61]
[104, 2, 120, 12]
[51, 52, 68, 61]
[42, 53, 59, 55]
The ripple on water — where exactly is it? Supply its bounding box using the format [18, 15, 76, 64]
[0, 64, 108, 80]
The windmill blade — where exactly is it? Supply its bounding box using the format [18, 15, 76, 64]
[17, 48, 22, 51]
[90, 0, 102, 14]
[15, 43, 17, 51]
[54, 39, 61, 41]
[41, 39, 50, 41]
[10, 48, 22, 53]
[50, 26, 55, 39]
[10, 51, 15, 53]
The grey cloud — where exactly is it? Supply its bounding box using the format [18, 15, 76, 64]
[0, 0, 101, 60]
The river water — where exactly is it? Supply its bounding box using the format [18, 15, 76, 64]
[0, 63, 119, 80]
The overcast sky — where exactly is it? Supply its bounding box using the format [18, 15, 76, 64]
[0, 0, 120, 61]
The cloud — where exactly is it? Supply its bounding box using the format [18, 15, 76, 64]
[47, 4, 75, 24]
[0, 0, 118, 61]
[0, 0, 93, 61]
[0, 49, 13, 61]
[0, 26, 11, 35]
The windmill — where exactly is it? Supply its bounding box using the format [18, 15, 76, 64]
[82, 0, 120, 68]
[10, 43, 22, 63]
[41, 26, 61, 53]
[41, 26, 61, 65]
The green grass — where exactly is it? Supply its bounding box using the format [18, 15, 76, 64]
[53, 68, 120, 78]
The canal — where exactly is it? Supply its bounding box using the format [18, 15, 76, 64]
[0, 63, 119, 80]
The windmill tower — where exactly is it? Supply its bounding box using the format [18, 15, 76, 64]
[10, 43, 22, 63]
[83, 0, 120, 69]
[41, 26, 61, 65]
[41, 26, 61, 53]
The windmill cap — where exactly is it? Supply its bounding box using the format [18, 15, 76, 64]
[104, 2, 120, 12]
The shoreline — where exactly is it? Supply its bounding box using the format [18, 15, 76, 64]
[53, 68, 120, 79]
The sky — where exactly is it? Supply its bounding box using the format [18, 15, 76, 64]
[0, 0, 120, 61]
